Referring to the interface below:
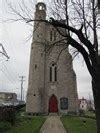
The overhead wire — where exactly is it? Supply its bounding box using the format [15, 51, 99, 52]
[0, 69, 18, 89]
[2, 61, 18, 86]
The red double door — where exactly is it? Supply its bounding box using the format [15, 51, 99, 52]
[49, 95, 58, 113]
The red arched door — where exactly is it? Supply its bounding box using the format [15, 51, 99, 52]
[49, 95, 58, 112]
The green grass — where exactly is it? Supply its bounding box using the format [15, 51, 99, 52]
[85, 111, 96, 118]
[0, 116, 45, 133]
[61, 116, 97, 133]
[0, 106, 45, 133]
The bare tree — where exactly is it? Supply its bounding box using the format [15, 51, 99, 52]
[43, 0, 99, 132]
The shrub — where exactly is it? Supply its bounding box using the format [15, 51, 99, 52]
[0, 106, 16, 125]
[79, 109, 85, 116]
[0, 121, 11, 132]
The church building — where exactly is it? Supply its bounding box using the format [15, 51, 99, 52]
[26, 2, 78, 115]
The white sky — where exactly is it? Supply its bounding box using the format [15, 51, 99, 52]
[0, 0, 94, 101]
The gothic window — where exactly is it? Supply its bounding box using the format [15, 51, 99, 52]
[55, 66, 57, 81]
[50, 66, 52, 81]
[50, 31, 53, 41]
[54, 31, 56, 41]
[50, 30, 56, 41]
[60, 98, 68, 110]
[49, 63, 57, 82]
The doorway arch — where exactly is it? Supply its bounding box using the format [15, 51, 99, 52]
[49, 95, 58, 113]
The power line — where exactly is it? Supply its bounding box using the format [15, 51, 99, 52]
[2, 62, 15, 79]
[1, 69, 18, 89]
[0, 57, 19, 92]
[2, 62, 18, 87]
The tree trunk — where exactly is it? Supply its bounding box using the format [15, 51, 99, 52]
[92, 74, 100, 133]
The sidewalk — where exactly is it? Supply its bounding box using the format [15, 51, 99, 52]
[39, 115, 67, 133]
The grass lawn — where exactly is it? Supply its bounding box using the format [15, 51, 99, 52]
[0, 116, 45, 133]
[61, 116, 97, 133]
[85, 111, 96, 118]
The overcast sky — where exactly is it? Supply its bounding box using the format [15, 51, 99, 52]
[0, 0, 97, 101]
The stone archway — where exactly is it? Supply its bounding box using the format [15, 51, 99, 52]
[49, 95, 58, 113]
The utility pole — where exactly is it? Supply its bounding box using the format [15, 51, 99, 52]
[19, 76, 25, 102]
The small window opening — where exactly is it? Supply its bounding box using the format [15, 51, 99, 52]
[52, 63, 55, 66]
[38, 5, 45, 10]
[35, 64, 37, 69]
[39, 5, 42, 10]
[37, 34, 39, 38]
[41, 53, 43, 57]
[82, 105, 84, 108]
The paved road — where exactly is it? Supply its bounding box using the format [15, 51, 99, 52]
[39, 115, 67, 133]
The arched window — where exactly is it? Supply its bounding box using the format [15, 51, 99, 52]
[50, 63, 57, 82]
[54, 31, 56, 41]
[50, 31, 53, 41]
[50, 30, 56, 41]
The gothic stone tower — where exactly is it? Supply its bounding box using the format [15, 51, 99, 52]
[26, 2, 78, 115]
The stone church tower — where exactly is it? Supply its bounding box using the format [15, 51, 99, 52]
[26, 2, 78, 115]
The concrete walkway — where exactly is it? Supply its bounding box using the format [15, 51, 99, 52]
[39, 115, 67, 133]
